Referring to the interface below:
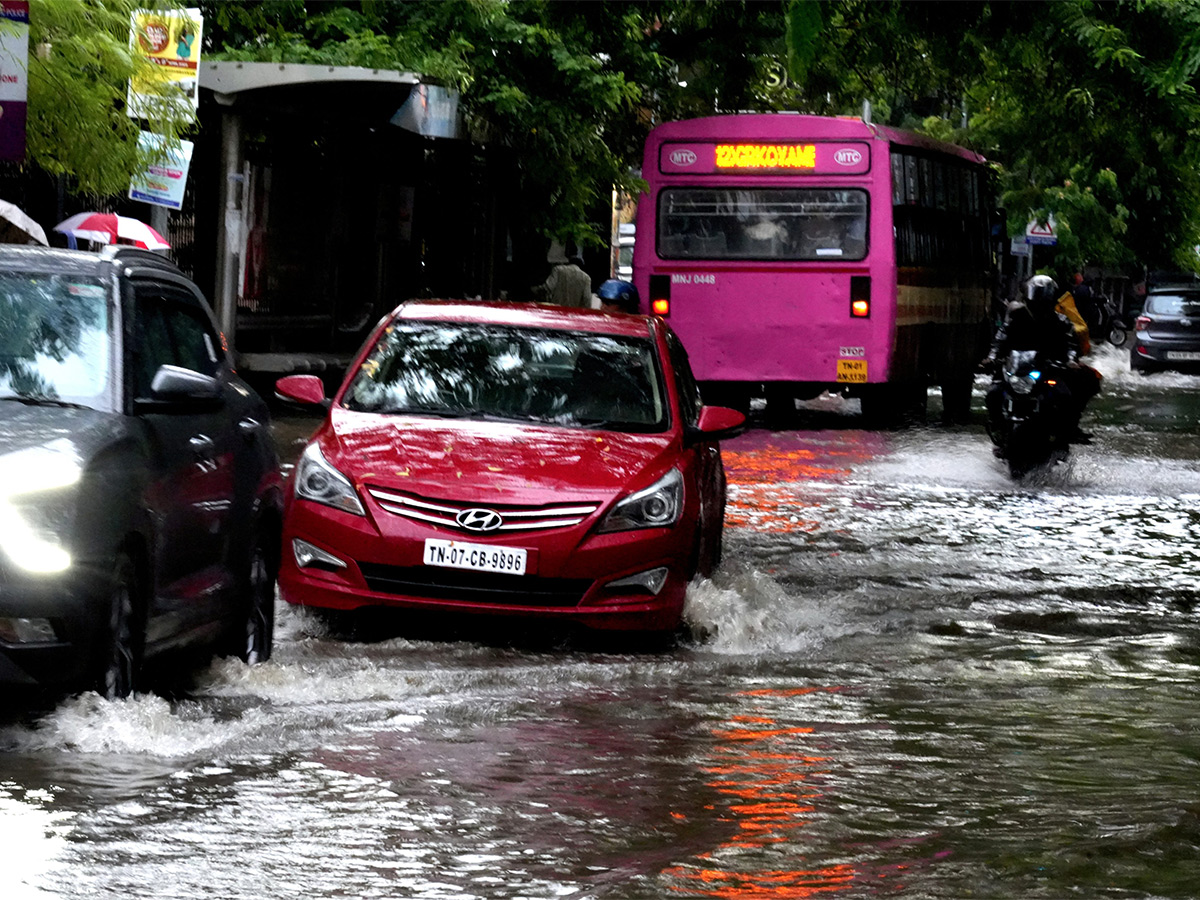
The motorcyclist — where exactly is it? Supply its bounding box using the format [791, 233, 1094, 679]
[982, 274, 1100, 443]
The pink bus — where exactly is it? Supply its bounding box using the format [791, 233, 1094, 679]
[633, 114, 996, 423]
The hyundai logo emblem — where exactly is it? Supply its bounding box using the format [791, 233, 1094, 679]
[456, 508, 504, 532]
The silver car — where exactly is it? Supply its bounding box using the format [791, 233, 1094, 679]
[1131, 288, 1200, 373]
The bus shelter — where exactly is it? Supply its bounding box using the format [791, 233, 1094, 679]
[194, 62, 509, 384]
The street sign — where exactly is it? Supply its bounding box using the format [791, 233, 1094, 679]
[1025, 215, 1058, 246]
[1010, 239, 1032, 257]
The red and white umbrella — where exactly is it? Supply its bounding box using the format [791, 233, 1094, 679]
[54, 212, 170, 250]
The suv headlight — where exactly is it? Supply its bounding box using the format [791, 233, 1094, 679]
[597, 469, 683, 533]
[294, 443, 365, 516]
[0, 441, 81, 574]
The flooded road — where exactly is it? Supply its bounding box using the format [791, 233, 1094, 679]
[3, 346, 1199, 899]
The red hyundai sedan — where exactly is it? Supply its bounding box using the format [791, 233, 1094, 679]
[274, 301, 744, 634]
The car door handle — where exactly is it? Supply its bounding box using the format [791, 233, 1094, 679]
[189, 434, 215, 461]
[238, 417, 261, 440]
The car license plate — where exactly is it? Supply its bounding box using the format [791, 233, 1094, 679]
[423, 539, 527, 575]
[1166, 351, 1200, 361]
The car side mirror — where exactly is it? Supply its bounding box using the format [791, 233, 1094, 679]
[150, 364, 221, 399]
[134, 364, 223, 413]
[275, 374, 330, 409]
[685, 405, 747, 444]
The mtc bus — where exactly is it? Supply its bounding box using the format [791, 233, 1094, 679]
[632, 114, 997, 423]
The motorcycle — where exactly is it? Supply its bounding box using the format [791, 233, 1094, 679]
[987, 350, 1075, 478]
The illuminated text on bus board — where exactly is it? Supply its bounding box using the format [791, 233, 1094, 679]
[715, 143, 817, 170]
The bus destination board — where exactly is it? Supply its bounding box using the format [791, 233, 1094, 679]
[660, 142, 871, 176]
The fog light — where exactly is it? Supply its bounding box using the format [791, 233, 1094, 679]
[605, 567, 669, 595]
[292, 538, 347, 571]
[0, 617, 57, 644]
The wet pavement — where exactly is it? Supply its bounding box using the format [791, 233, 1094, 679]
[2, 344, 1199, 899]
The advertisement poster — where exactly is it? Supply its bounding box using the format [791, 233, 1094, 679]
[129, 131, 193, 210]
[0, 1, 29, 162]
[127, 8, 202, 119]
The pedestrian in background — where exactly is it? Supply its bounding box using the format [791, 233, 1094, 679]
[540, 253, 592, 308]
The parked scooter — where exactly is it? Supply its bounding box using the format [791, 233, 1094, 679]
[987, 349, 1075, 478]
[1089, 293, 1133, 348]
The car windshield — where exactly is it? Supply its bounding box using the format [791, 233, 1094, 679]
[342, 321, 668, 432]
[0, 271, 112, 408]
[1147, 294, 1200, 317]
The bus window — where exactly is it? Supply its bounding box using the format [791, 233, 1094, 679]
[657, 188, 868, 262]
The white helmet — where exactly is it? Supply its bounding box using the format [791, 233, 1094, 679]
[1025, 274, 1059, 309]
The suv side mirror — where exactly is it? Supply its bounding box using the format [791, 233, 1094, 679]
[150, 364, 222, 400]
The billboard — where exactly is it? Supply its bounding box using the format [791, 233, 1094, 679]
[127, 8, 202, 120]
[0, 1, 29, 162]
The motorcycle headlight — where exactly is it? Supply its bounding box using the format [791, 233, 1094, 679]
[597, 469, 683, 533]
[294, 443, 365, 516]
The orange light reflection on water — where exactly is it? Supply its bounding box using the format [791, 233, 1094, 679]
[662, 687, 856, 898]
[722, 436, 878, 534]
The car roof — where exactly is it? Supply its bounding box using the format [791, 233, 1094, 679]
[1149, 285, 1200, 294]
[0, 245, 113, 277]
[393, 300, 658, 339]
[0, 244, 183, 280]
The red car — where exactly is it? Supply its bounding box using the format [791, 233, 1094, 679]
[274, 301, 744, 634]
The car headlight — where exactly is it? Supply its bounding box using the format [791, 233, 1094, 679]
[597, 469, 683, 533]
[0, 441, 81, 574]
[294, 443, 365, 516]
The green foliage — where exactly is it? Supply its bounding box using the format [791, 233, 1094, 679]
[28, 0, 194, 197]
[195, 0, 1200, 275]
[204, 0, 654, 247]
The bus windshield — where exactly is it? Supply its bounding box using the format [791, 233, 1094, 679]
[657, 188, 868, 261]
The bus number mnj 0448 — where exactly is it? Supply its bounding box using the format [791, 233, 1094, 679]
[424, 539, 528, 575]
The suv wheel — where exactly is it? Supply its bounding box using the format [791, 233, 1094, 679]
[100, 554, 143, 699]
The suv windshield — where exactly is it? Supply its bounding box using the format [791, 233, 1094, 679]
[1146, 293, 1200, 317]
[342, 322, 668, 432]
[0, 271, 112, 408]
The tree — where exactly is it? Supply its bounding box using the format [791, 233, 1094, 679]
[785, 0, 1200, 275]
[201, 0, 1200, 278]
[203, 0, 654, 252]
[27, 0, 195, 198]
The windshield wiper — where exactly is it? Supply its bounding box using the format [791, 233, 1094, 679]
[0, 395, 89, 410]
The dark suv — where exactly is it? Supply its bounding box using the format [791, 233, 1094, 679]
[0, 245, 283, 698]
[1131, 287, 1200, 373]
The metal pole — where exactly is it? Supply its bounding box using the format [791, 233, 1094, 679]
[214, 106, 242, 349]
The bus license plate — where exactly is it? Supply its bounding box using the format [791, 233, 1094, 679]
[423, 539, 527, 575]
[837, 359, 868, 383]
[1166, 351, 1200, 361]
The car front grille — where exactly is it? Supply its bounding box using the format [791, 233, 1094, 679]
[365, 486, 600, 535]
[357, 562, 592, 608]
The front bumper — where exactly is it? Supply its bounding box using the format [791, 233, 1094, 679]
[280, 504, 698, 633]
[0, 574, 99, 688]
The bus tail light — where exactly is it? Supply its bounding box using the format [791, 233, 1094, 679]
[649, 274, 671, 317]
[850, 276, 871, 318]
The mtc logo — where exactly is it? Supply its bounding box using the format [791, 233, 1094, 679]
[670, 149, 698, 167]
[834, 148, 863, 166]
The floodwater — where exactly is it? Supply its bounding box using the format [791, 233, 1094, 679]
[3, 345, 1200, 899]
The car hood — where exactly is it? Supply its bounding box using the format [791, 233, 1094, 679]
[0, 402, 124, 461]
[321, 410, 679, 503]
